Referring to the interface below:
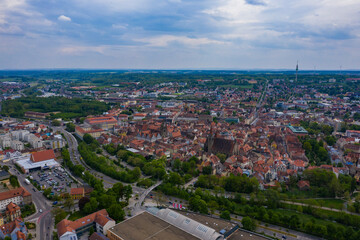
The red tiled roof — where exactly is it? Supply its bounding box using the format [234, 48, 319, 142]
[31, 149, 55, 163]
[70, 188, 84, 195]
[57, 209, 113, 238]
[0, 187, 31, 201]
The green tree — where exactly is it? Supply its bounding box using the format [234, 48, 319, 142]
[10, 175, 19, 187]
[52, 120, 61, 126]
[220, 210, 231, 221]
[63, 197, 74, 211]
[66, 122, 76, 132]
[189, 195, 208, 214]
[202, 166, 212, 175]
[216, 153, 227, 164]
[241, 217, 256, 231]
[83, 133, 95, 144]
[107, 203, 125, 222]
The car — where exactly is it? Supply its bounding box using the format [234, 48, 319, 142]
[32, 188, 36, 192]
[39, 209, 43, 213]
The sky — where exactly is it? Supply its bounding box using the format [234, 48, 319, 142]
[0, 0, 359, 70]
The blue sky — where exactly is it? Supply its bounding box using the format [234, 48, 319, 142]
[0, 0, 359, 69]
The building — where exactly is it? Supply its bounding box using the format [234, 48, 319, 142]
[10, 141, 24, 151]
[15, 149, 60, 173]
[85, 117, 117, 130]
[57, 209, 115, 240]
[0, 187, 32, 211]
[24, 111, 49, 119]
[287, 124, 308, 135]
[107, 208, 223, 240]
[75, 125, 106, 139]
[5, 203, 21, 222]
[70, 188, 85, 200]
[0, 218, 27, 240]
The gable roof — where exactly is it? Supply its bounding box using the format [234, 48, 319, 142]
[57, 209, 113, 238]
[31, 149, 55, 163]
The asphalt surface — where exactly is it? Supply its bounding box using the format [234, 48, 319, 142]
[7, 165, 53, 240]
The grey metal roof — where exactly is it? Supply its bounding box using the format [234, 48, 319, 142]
[149, 208, 223, 240]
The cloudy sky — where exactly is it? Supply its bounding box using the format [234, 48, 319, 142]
[0, 0, 359, 69]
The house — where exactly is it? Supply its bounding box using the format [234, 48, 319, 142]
[0, 218, 27, 240]
[16, 149, 60, 173]
[57, 209, 115, 240]
[6, 203, 21, 222]
[297, 180, 310, 191]
[0, 187, 32, 211]
[70, 188, 85, 200]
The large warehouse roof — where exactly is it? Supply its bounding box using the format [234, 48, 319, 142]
[148, 208, 223, 240]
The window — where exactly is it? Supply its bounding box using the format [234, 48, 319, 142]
[196, 225, 208, 233]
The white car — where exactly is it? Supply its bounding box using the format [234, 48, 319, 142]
[39, 209, 43, 213]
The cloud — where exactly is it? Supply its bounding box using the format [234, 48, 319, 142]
[245, 0, 266, 6]
[58, 15, 71, 22]
[59, 45, 106, 55]
[136, 35, 227, 47]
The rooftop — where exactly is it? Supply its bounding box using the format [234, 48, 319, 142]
[108, 211, 200, 240]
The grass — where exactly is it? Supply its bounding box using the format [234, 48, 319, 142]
[290, 199, 345, 210]
[272, 208, 345, 229]
[68, 211, 87, 221]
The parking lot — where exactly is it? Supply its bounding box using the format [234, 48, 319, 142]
[28, 167, 76, 194]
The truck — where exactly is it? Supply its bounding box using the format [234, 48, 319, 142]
[24, 179, 30, 185]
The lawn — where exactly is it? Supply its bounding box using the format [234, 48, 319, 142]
[68, 211, 87, 221]
[291, 199, 345, 210]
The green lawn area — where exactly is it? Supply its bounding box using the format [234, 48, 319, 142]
[273, 208, 345, 229]
[68, 211, 87, 221]
[291, 199, 345, 210]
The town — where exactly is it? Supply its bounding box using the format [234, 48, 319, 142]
[0, 70, 360, 240]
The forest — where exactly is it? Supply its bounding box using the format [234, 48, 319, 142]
[0, 96, 110, 119]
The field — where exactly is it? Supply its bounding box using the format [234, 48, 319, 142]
[290, 199, 345, 210]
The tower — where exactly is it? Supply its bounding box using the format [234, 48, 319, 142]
[295, 61, 298, 82]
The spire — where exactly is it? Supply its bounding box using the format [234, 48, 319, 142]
[295, 60, 298, 82]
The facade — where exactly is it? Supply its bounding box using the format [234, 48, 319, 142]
[57, 209, 115, 240]
[75, 126, 106, 139]
[85, 117, 117, 130]
[6, 203, 21, 222]
[24, 111, 49, 119]
[15, 149, 60, 173]
[0, 187, 32, 211]
[70, 188, 85, 200]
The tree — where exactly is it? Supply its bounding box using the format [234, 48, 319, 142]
[107, 203, 125, 222]
[303, 142, 312, 152]
[63, 197, 74, 211]
[89, 227, 95, 236]
[202, 166, 212, 175]
[83, 197, 98, 214]
[220, 210, 231, 221]
[79, 197, 90, 211]
[52, 120, 61, 126]
[66, 122, 76, 132]
[216, 153, 227, 164]
[10, 175, 19, 187]
[241, 217, 256, 231]
[2, 165, 9, 172]
[83, 133, 95, 144]
[189, 195, 208, 214]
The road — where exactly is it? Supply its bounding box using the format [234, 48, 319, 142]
[6, 165, 53, 240]
[54, 127, 117, 189]
[250, 80, 268, 126]
[128, 180, 163, 216]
